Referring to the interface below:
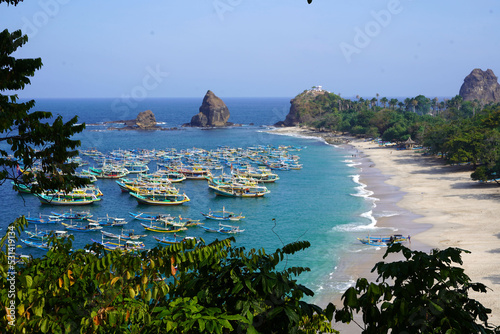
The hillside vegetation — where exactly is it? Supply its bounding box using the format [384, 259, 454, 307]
[279, 89, 500, 183]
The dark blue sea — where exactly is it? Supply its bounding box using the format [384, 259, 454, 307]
[0, 97, 384, 303]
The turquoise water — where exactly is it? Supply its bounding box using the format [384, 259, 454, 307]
[0, 98, 376, 303]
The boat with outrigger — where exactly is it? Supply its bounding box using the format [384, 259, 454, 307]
[101, 229, 147, 240]
[201, 207, 245, 221]
[201, 223, 244, 234]
[357, 234, 409, 246]
[140, 221, 187, 233]
[153, 235, 198, 245]
[91, 236, 146, 253]
[130, 190, 190, 205]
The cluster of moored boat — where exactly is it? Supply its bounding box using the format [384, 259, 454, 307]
[20, 206, 248, 252]
[13, 145, 303, 205]
[14, 145, 305, 252]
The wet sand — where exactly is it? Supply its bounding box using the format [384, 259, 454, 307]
[268, 127, 500, 332]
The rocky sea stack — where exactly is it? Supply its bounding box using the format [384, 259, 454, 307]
[104, 109, 160, 130]
[186, 90, 231, 127]
[135, 110, 157, 129]
[459, 68, 500, 104]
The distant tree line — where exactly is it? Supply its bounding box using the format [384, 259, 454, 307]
[295, 91, 500, 183]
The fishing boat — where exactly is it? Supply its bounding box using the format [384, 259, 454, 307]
[172, 165, 211, 180]
[208, 184, 270, 197]
[153, 235, 197, 245]
[218, 223, 245, 234]
[37, 192, 101, 205]
[51, 210, 92, 220]
[12, 181, 35, 194]
[101, 229, 147, 240]
[20, 238, 50, 250]
[25, 228, 70, 240]
[140, 221, 187, 233]
[357, 234, 408, 246]
[89, 215, 128, 227]
[140, 170, 186, 183]
[129, 212, 173, 222]
[201, 223, 244, 234]
[25, 214, 62, 224]
[130, 191, 190, 205]
[62, 222, 103, 232]
[88, 165, 129, 179]
[231, 166, 280, 183]
[122, 161, 149, 174]
[201, 207, 245, 221]
[91, 237, 146, 252]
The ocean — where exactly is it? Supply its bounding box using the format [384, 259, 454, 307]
[0, 97, 386, 304]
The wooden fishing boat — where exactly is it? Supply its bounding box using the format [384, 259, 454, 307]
[173, 165, 211, 180]
[88, 165, 129, 179]
[129, 212, 173, 222]
[140, 170, 186, 183]
[89, 215, 128, 227]
[122, 161, 149, 174]
[62, 222, 103, 232]
[357, 234, 408, 246]
[208, 184, 270, 197]
[25, 229, 70, 240]
[91, 238, 146, 252]
[37, 189, 102, 205]
[51, 210, 92, 220]
[201, 223, 244, 234]
[140, 222, 187, 233]
[130, 191, 190, 205]
[20, 238, 49, 250]
[231, 166, 280, 183]
[218, 223, 245, 234]
[201, 207, 245, 221]
[101, 229, 147, 240]
[25, 215, 61, 224]
[153, 235, 197, 245]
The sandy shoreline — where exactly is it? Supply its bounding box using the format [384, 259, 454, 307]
[267, 126, 500, 330]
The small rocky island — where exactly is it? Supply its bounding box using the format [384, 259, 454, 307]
[184, 90, 231, 127]
[459, 68, 500, 104]
[104, 110, 176, 130]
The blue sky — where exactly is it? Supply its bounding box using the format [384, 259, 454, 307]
[2, 0, 500, 99]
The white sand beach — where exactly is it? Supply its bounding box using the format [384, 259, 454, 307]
[268, 127, 500, 331]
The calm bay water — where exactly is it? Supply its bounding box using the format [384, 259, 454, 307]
[0, 97, 378, 303]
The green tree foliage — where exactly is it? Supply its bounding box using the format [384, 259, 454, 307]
[0, 28, 87, 194]
[0, 218, 336, 333]
[335, 244, 499, 333]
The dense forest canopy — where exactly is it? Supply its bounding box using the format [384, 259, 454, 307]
[285, 88, 500, 183]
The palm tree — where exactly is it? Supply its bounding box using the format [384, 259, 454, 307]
[411, 99, 418, 113]
[404, 98, 412, 111]
[389, 98, 398, 110]
[370, 97, 377, 109]
[398, 102, 404, 111]
[380, 97, 388, 109]
[376, 93, 380, 107]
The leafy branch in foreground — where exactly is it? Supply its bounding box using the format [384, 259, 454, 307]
[1, 28, 88, 194]
[335, 243, 499, 333]
[0, 219, 336, 333]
